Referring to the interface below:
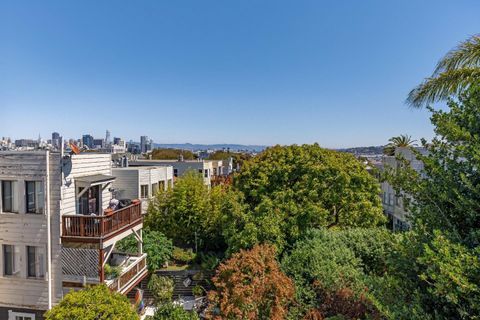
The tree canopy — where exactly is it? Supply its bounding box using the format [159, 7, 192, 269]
[150, 148, 196, 160]
[386, 84, 480, 246]
[383, 134, 417, 156]
[226, 144, 385, 252]
[116, 229, 173, 271]
[145, 170, 232, 251]
[208, 244, 295, 320]
[44, 285, 138, 320]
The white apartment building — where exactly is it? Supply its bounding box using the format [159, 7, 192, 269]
[0, 151, 148, 319]
[380, 147, 426, 231]
[129, 159, 220, 186]
[112, 166, 174, 212]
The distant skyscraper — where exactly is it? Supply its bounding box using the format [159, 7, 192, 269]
[52, 132, 61, 149]
[105, 130, 111, 146]
[140, 136, 148, 153]
[82, 134, 94, 149]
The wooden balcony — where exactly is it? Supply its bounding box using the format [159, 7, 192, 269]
[107, 254, 148, 294]
[62, 202, 143, 243]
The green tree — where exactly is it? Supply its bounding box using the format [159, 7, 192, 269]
[116, 229, 173, 271]
[407, 34, 480, 108]
[150, 148, 196, 160]
[145, 170, 232, 251]
[147, 303, 200, 320]
[386, 84, 480, 246]
[282, 229, 387, 319]
[45, 285, 138, 320]
[383, 134, 417, 156]
[417, 231, 480, 318]
[228, 144, 385, 252]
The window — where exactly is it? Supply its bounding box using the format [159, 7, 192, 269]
[27, 246, 45, 278]
[204, 169, 209, 178]
[173, 169, 178, 177]
[8, 311, 35, 320]
[25, 181, 44, 214]
[159, 181, 165, 191]
[2, 181, 18, 213]
[151, 183, 158, 195]
[198, 169, 202, 174]
[3, 245, 20, 276]
[213, 168, 217, 176]
[140, 185, 149, 198]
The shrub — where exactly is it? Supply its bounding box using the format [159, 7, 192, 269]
[146, 302, 199, 320]
[147, 274, 174, 306]
[116, 229, 173, 271]
[192, 285, 204, 297]
[45, 285, 138, 320]
[198, 252, 221, 271]
[173, 247, 196, 264]
[104, 264, 121, 279]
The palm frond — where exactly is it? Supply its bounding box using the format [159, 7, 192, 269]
[406, 68, 480, 108]
[434, 35, 480, 75]
[383, 145, 395, 156]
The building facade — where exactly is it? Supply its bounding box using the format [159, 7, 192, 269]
[380, 147, 426, 231]
[112, 166, 174, 212]
[129, 159, 217, 186]
[0, 151, 147, 319]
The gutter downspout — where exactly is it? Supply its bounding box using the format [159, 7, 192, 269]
[46, 150, 53, 309]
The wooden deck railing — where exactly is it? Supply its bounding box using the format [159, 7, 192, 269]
[62, 202, 142, 240]
[108, 254, 147, 292]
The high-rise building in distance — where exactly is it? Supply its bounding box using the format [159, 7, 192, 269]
[82, 134, 94, 149]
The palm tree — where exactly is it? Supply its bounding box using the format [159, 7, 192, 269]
[383, 134, 417, 156]
[407, 34, 480, 108]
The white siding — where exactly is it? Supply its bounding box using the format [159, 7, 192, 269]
[61, 154, 112, 216]
[112, 166, 174, 213]
[0, 152, 114, 310]
[0, 151, 63, 310]
[111, 169, 139, 200]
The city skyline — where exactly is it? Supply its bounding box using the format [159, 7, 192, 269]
[2, 1, 480, 147]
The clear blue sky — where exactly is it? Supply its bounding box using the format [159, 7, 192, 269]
[1, 1, 479, 147]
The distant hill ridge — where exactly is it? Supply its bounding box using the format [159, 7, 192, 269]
[150, 143, 384, 155]
[336, 145, 385, 155]
[153, 143, 267, 152]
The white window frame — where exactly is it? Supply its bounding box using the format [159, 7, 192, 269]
[8, 310, 36, 320]
[140, 184, 149, 199]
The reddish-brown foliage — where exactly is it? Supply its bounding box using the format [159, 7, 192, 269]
[304, 283, 381, 320]
[207, 244, 295, 320]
